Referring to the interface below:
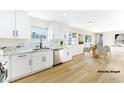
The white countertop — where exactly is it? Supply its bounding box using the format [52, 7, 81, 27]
[0, 48, 52, 56]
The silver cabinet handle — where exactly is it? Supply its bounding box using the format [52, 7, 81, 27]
[44, 57, 46, 62]
[18, 55, 26, 57]
[42, 56, 46, 62]
[29, 59, 32, 66]
[16, 30, 18, 37]
[42, 57, 44, 62]
[13, 30, 15, 36]
[43, 57, 44, 62]
[17, 31, 18, 36]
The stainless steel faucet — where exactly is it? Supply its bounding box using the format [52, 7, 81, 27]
[40, 38, 42, 49]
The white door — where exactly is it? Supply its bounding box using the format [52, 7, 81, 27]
[11, 59, 31, 79]
[32, 55, 44, 71]
[0, 11, 15, 38]
[16, 11, 28, 39]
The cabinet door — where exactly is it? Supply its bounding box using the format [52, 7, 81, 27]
[53, 22, 60, 39]
[50, 21, 60, 39]
[11, 59, 31, 79]
[60, 48, 72, 63]
[16, 11, 28, 39]
[42, 51, 53, 68]
[60, 24, 66, 39]
[0, 11, 15, 38]
[32, 51, 53, 72]
[32, 55, 44, 71]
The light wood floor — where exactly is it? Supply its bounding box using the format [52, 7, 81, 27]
[13, 53, 124, 83]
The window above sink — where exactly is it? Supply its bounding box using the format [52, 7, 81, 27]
[31, 26, 48, 44]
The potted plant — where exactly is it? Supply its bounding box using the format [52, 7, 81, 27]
[60, 40, 64, 48]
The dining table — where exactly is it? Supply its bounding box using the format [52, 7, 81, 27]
[91, 47, 99, 58]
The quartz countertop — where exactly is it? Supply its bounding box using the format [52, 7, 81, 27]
[0, 48, 52, 56]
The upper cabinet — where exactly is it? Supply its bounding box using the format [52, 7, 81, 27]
[0, 10, 28, 39]
[0, 11, 15, 38]
[15, 11, 28, 39]
[49, 21, 69, 40]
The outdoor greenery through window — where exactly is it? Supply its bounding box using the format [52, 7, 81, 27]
[31, 26, 48, 43]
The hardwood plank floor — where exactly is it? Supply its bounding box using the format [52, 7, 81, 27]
[13, 53, 124, 83]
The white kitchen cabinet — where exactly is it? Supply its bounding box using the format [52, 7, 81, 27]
[52, 21, 60, 39]
[0, 10, 28, 39]
[0, 11, 15, 38]
[59, 48, 72, 63]
[32, 50, 53, 72]
[49, 21, 60, 39]
[31, 54, 44, 71]
[15, 11, 28, 39]
[60, 23, 69, 39]
[49, 21, 69, 40]
[10, 53, 32, 80]
[9, 50, 53, 81]
[42, 50, 53, 68]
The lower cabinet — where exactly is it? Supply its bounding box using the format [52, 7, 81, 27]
[32, 50, 53, 72]
[10, 53, 32, 80]
[32, 55, 44, 71]
[9, 50, 53, 81]
[59, 48, 72, 63]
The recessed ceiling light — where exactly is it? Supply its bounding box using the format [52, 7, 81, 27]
[64, 13, 68, 16]
[87, 21, 94, 24]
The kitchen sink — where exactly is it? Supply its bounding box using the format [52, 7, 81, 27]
[33, 48, 50, 52]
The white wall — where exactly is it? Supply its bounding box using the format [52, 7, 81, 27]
[103, 30, 124, 53]
[69, 26, 95, 56]
[28, 17, 96, 56]
[69, 26, 95, 44]
[0, 38, 28, 47]
[103, 30, 124, 46]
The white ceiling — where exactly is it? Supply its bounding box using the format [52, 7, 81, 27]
[28, 10, 124, 32]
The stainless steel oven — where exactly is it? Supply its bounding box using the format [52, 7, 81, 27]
[0, 62, 8, 83]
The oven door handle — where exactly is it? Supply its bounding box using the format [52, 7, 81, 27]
[0, 68, 8, 83]
[0, 69, 8, 83]
[3, 69, 8, 82]
[3, 61, 7, 66]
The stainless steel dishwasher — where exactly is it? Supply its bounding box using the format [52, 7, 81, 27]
[53, 48, 63, 66]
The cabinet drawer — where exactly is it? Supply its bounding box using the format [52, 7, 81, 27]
[32, 50, 53, 57]
[11, 53, 31, 60]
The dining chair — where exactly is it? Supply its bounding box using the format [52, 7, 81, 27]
[96, 46, 108, 63]
[83, 47, 91, 57]
[104, 45, 111, 57]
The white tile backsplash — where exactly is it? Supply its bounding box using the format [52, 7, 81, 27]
[0, 38, 29, 47]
